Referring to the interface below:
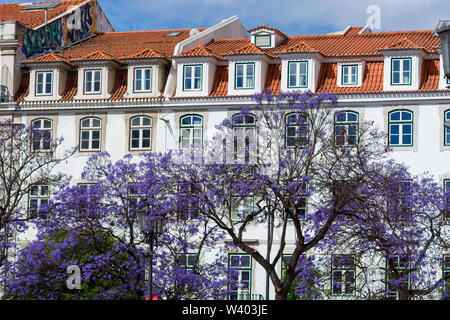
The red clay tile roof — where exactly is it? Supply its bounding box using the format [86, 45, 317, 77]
[224, 42, 277, 58]
[15, 73, 29, 103]
[210, 66, 228, 97]
[74, 50, 123, 63]
[0, 0, 88, 29]
[316, 62, 384, 94]
[108, 69, 127, 100]
[125, 48, 167, 60]
[381, 37, 424, 51]
[61, 71, 78, 101]
[419, 59, 440, 91]
[200, 28, 440, 58]
[344, 27, 364, 36]
[277, 41, 318, 54]
[264, 64, 282, 95]
[55, 29, 206, 62]
[176, 45, 223, 60]
[247, 25, 288, 39]
[23, 52, 73, 65]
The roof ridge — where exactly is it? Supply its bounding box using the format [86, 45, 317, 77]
[23, 52, 73, 65]
[280, 40, 318, 53]
[176, 44, 223, 59]
[99, 27, 206, 34]
[388, 36, 422, 48]
[247, 25, 289, 38]
[125, 48, 166, 59]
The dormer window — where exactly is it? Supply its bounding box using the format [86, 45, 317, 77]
[183, 65, 202, 91]
[391, 58, 412, 85]
[288, 61, 308, 88]
[235, 63, 255, 89]
[254, 34, 271, 48]
[36, 71, 53, 96]
[84, 69, 102, 94]
[341, 65, 358, 86]
[134, 67, 152, 92]
[337, 61, 363, 87]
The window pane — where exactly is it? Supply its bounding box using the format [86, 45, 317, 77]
[131, 130, 140, 139]
[401, 111, 412, 121]
[403, 59, 410, 71]
[193, 116, 202, 125]
[393, 60, 400, 72]
[347, 113, 358, 122]
[132, 118, 140, 126]
[143, 129, 151, 138]
[92, 119, 101, 127]
[181, 117, 191, 126]
[390, 112, 401, 121]
[393, 71, 400, 84]
[194, 66, 201, 78]
[142, 117, 151, 126]
[235, 64, 243, 77]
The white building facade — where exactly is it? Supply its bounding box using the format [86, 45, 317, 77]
[0, 1, 449, 300]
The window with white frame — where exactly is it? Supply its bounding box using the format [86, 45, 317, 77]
[29, 185, 50, 216]
[130, 116, 152, 150]
[228, 254, 252, 300]
[179, 115, 203, 150]
[80, 117, 102, 151]
[334, 111, 359, 147]
[232, 113, 256, 163]
[288, 61, 308, 88]
[31, 118, 52, 151]
[36, 71, 53, 95]
[388, 110, 413, 147]
[444, 110, 450, 146]
[331, 254, 356, 295]
[84, 69, 102, 94]
[341, 65, 358, 86]
[254, 34, 271, 48]
[235, 63, 255, 89]
[183, 65, 202, 91]
[385, 254, 411, 300]
[177, 253, 197, 270]
[285, 112, 309, 148]
[134, 68, 152, 92]
[391, 58, 412, 85]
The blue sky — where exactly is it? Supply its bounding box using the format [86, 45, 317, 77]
[2, 0, 450, 35]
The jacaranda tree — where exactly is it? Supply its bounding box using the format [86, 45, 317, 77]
[3, 152, 235, 300]
[0, 119, 74, 291]
[169, 89, 448, 300]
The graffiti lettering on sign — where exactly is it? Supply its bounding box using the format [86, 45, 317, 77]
[22, 19, 63, 58]
[65, 1, 97, 46]
[21, 0, 97, 58]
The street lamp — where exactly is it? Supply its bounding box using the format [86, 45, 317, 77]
[436, 21, 450, 79]
[139, 210, 164, 300]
